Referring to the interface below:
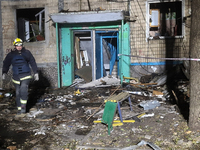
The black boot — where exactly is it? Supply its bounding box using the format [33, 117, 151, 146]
[21, 105, 26, 114]
[17, 110, 21, 115]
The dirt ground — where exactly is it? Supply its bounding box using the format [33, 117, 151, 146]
[1, 74, 200, 150]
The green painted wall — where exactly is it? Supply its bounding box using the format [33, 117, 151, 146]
[119, 22, 130, 82]
[60, 27, 74, 86]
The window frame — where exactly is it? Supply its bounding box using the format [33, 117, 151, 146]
[149, 9, 160, 27]
[16, 7, 46, 43]
[146, 0, 185, 40]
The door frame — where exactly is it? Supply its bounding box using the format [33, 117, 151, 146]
[56, 22, 130, 87]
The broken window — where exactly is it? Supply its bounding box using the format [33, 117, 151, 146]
[147, 0, 184, 39]
[16, 8, 45, 42]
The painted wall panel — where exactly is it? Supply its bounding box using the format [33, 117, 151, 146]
[61, 27, 74, 86]
[119, 22, 130, 81]
[123, 22, 130, 78]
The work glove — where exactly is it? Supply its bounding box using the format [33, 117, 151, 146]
[2, 73, 6, 80]
[34, 73, 39, 81]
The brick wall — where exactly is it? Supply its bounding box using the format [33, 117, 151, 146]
[62, 0, 190, 63]
[1, 0, 58, 88]
[128, 0, 191, 77]
[1, 0, 191, 88]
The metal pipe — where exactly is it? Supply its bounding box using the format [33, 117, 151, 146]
[39, 14, 42, 33]
[87, 0, 91, 11]
[35, 9, 45, 33]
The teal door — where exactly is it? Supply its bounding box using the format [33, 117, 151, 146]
[60, 26, 74, 86]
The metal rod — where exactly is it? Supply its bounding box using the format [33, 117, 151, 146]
[87, 0, 91, 11]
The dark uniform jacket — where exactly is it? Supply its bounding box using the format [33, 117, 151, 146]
[2, 47, 38, 81]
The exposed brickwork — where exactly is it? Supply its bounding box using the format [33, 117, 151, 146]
[129, 0, 190, 64]
[1, 0, 191, 88]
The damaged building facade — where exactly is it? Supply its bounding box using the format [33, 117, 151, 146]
[0, 0, 191, 88]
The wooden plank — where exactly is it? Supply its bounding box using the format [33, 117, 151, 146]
[105, 92, 129, 102]
[75, 36, 81, 69]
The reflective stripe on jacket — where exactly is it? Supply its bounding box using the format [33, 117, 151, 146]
[2, 47, 38, 80]
[12, 75, 32, 84]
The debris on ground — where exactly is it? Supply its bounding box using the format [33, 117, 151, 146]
[0, 71, 199, 150]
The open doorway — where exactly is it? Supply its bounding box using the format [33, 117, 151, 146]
[73, 30, 119, 83]
[73, 31, 93, 82]
[95, 31, 119, 79]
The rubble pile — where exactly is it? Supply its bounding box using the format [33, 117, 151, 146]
[0, 74, 199, 150]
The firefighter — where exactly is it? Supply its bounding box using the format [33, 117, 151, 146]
[2, 38, 39, 115]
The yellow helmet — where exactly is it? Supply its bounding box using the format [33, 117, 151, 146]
[13, 38, 23, 46]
